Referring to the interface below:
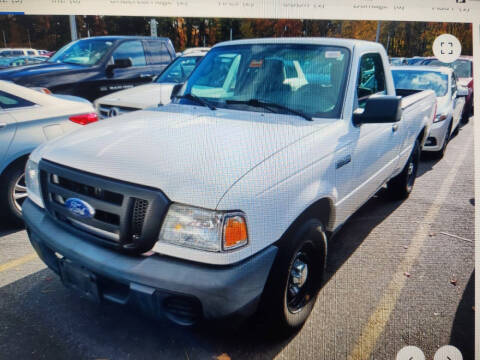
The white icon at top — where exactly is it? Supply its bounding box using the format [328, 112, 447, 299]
[432, 34, 462, 64]
[434, 345, 463, 360]
[397, 346, 425, 360]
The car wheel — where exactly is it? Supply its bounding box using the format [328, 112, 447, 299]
[387, 139, 420, 200]
[260, 219, 326, 335]
[0, 160, 28, 223]
[461, 102, 472, 124]
[433, 123, 452, 159]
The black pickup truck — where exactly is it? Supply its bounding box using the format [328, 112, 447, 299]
[0, 36, 176, 101]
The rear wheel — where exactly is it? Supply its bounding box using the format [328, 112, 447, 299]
[260, 219, 326, 335]
[387, 139, 420, 200]
[0, 160, 27, 224]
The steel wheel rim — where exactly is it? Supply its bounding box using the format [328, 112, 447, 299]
[286, 249, 313, 314]
[12, 172, 27, 212]
[406, 156, 416, 191]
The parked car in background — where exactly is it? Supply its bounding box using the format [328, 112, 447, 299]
[392, 65, 466, 158]
[23, 38, 436, 333]
[95, 50, 207, 118]
[0, 55, 47, 69]
[390, 57, 408, 65]
[407, 57, 426, 65]
[0, 36, 176, 102]
[0, 80, 97, 222]
[420, 56, 473, 121]
[0, 48, 40, 57]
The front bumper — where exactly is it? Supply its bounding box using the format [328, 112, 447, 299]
[423, 118, 450, 152]
[23, 199, 277, 324]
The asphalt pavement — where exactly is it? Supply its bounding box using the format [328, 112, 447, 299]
[0, 119, 475, 360]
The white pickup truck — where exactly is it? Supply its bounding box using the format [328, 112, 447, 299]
[23, 38, 436, 333]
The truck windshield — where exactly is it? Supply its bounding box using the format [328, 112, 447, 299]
[156, 55, 203, 84]
[48, 39, 114, 66]
[179, 44, 350, 119]
[392, 70, 448, 97]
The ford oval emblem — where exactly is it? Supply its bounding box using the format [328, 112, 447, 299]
[65, 198, 95, 218]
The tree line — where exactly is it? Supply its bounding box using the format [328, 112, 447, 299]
[0, 15, 472, 57]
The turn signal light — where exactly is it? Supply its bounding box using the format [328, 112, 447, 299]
[69, 113, 98, 125]
[434, 114, 447, 123]
[223, 215, 248, 250]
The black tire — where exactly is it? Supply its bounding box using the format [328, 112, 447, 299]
[433, 122, 451, 159]
[0, 160, 28, 224]
[461, 102, 472, 124]
[387, 139, 420, 200]
[259, 219, 326, 335]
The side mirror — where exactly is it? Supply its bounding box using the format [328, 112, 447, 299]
[106, 58, 133, 75]
[457, 86, 469, 97]
[353, 96, 402, 126]
[170, 83, 184, 100]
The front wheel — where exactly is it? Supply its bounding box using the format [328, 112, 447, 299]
[260, 219, 326, 335]
[387, 139, 420, 200]
[0, 160, 28, 224]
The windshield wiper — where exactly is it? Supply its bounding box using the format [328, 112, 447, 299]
[226, 98, 312, 121]
[178, 93, 216, 110]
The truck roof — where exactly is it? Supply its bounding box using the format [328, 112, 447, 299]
[212, 37, 384, 51]
[391, 65, 453, 75]
[77, 35, 171, 42]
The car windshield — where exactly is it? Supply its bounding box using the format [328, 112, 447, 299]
[48, 39, 114, 66]
[179, 44, 350, 119]
[156, 55, 203, 84]
[422, 59, 472, 78]
[392, 70, 448, 97]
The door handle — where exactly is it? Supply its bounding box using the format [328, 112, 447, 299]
[392, 124, 399, 132]
[140, 73, 152, 78]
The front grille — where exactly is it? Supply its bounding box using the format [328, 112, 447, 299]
[39, 160, 170, 253]
[131, 198, 149, 239]
[98, 104, 139, 119]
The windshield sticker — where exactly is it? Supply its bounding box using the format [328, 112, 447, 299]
[325, 51, 343, 60]
[249, 59, 263, 68]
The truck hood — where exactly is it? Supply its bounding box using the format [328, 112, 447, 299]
[36, 104, 327, 209]
[95, 83, 176, 109]
[0, 62, 86, 81]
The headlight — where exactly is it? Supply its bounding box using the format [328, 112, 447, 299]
[25, 159, 44, 208]
[434, 114, 447, 123]
[158, 203, 248, 252]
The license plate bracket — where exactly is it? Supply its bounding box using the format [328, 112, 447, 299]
[59, 258, 100, 303]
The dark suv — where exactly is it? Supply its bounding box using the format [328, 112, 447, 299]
[0, 36, 176, 101]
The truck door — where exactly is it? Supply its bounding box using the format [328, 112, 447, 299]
[145, 40, 174, 77]
[100, 40, 153, 96]
[350, 53, 402, 203]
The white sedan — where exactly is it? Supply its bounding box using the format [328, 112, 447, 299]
[0, 80, 97, 222]
[95, 51, 207, 118]
[392, 65, 467, 158]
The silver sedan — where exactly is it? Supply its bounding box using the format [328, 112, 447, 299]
[0, 80, 97, 222]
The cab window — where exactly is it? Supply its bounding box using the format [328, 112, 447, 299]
[112, 41, 147, 67]
[357, 53, 386, 108]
